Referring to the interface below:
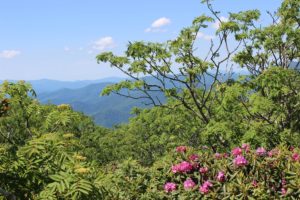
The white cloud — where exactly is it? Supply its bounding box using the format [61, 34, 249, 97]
[145, 17, 171, 33]
[145, 28, 167, 33]
[0, 50, 21, 59]
[212, 16, 229, 29]
[197, 32, 215, 41]
[151, 17, 171, 28]
[93, 36, 116, 51]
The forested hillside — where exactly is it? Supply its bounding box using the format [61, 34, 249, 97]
[37, 82, 146, 127]
[1, 0, 300, 199]
[36, 74, 219, 127]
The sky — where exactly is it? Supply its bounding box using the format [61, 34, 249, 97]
[0, 0, 281, 81]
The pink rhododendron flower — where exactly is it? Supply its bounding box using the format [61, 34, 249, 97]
[176, 146, 187, 153]
[256, 147, 266, 156]
[164, 182, 176, 193]
[199, 167, 208, 174]
[281, 188, 287, 196]
[215, 153, 222, 159]
[199, 181, 213, 194]
[241, 143, 250, 152]
[183, 179, 196, 190]
[292, 153, 300, 161]
[217, 171, 226, 182]
[233, 155, 248, 167]
[232, 147, 243, 156]
[189, 154, 199, 161]
[171, 161, 193, 173]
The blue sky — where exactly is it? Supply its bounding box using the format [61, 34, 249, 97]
[0, 0, 281, 80]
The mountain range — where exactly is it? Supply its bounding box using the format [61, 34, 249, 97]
[1, 71, 246, 127]
[38, 81, 148, 127]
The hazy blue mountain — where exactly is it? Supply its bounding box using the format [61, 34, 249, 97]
[0, 77, 125, 94]
[37, 82, 155, 127]
[3, 73, 241, 127]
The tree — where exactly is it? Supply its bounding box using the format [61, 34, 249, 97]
[96, 0, 294, 125]
[0, 81, 37, 145]
[232, 0, 300, 75]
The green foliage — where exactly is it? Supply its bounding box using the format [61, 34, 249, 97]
[1, 132, 107, 199]
[209, 68, 300, 148]
[82, 104, 201, 166]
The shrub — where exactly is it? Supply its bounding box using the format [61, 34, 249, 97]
[161, 145, 300, 199]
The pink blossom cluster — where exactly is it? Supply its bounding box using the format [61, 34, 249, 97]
[164, 146, 299, 196]
[199, 167, 208, 174]
[183, 179, 196, 190]
[233, 155, 248, 167]
[231, 147, 243, 156]
[172, 161, 193, 173]
[256, 147, 266, 156]
[292, 153, 300, 161]
[199, 181, 213, 194]
[164, 182, 176, 193]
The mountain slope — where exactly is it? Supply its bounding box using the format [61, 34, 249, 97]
[38, 82, 150, 127]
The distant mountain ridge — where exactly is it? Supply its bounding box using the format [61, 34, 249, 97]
[0, 73, 242, 127]
[0, 77, 125, 93]
[37, 82, 148, 127]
